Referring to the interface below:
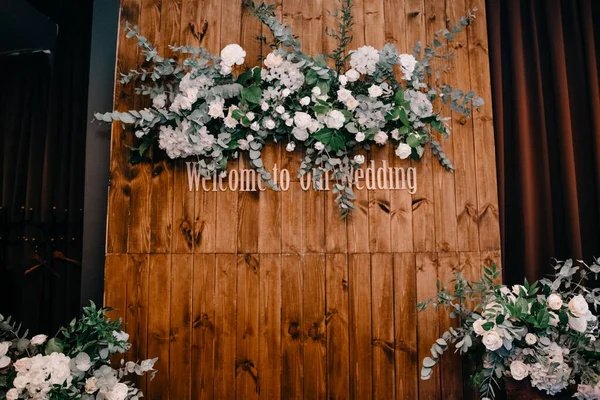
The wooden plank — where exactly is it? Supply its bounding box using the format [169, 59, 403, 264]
[370, 253, 395, 399]
[303, 254, 326, 400]
[445, 0, 479, 253]
[147, 254, 171, 400]
[191, 254, 216, 400]
[326, 254, 349, 400]
[416, 252, 440, 399]
[194, 184, 217, 253]
[214, 254, 237, 399]
[281, 254, 304, 400]
[125, 254, 149, 392]
[104, 254, 128, 321]
[236, 254, 260, 400]
[258, 144, 282, 253]
[302, 189, 326, 253]
[325, 190, 348, 253]
[368, 151, 392, 253]
[106, 0, 140, 254]
[180, 0, 222, 53]
[466, 0, 501, 252]
[437, 252, 462, 400]
[173, 160, 196, 253]
[348, 253, 372, 400]
[282, 181, 303, 254]
[237, 165, 260, 253]
[169, 254, 193, 399]
[259, 254, 282, 400]
[393, 253, 418, 400]
[347, 186, 370, 253]
[406, 0, 436, 253]
[426, 0, 458, 253]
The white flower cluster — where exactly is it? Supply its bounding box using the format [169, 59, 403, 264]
[575, 382, 600, 400]
[262, 59, 305, 92]
[528, 343, 572, 395]
[349, 46, 380, 75]
[219, 44, 246, 75]
[9, 353, 73, 399]
[158, 123, 215, 159]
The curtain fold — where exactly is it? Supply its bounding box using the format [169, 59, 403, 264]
[487, 0, 600, 283]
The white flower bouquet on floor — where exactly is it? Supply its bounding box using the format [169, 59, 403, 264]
[95, 0, 483, 216]
[419, 260, 600, 399]
[0, 302, 157, 400]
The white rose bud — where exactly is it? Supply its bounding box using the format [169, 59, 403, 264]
[282, 88, 291, 97]
[355, 132, 366, 142]
[346, 97, 359, 111]
[250, 122, 260, 131]
[315, 141, 325, 151]
[263, 119, 276, 130]
[353, 155, 365, 165]
[275, 105, 285, 114]
[525, 333, 537, 345]
[374, 131, 388, 145]
[568, 295, 589, 317]
[286, 142, 296, 152]
[391, 128, 400, 140]
[395, 143, 412, 159]
[300, 96, 311, 106]
[509, 360, 529, 381]
[285, 119, 294, 127]
[482, 330, 503, 351]
[261, 102, 269, 111]
[246, 112, 255, 121]
[547, 294, 563, 310]
[312, 86, 321, 96]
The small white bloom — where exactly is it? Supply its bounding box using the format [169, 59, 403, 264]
[0, 356, 10, 369]
[324, 110, 345, 129]
[482, 330, 503, 351]
[312, 86, 321, 96]
[286, 142, 296, 152]
[314, 142, 325, 151]
[568, 295, 589, 317]
[525, 333, 537, 345]
[282, 112, 290, 120]
[338, 75, 348, 86]
[292, 127, 309, 141]
[354, 155, 365, 165]
[374, 131, 388, 145]
[398, 53, 417, 81]
[275, 105, 285, 114]
[263, 52, 283, 69]
[85, 377, 98, 394]
[394, 143, 412, 160]
[473, 318, 488, 336]
[246, 112, 255, 121]
[282, 88, 291, 97]
[349, 46, 380, 75]
[237, 139, 250, 151]
[391, 128, 400, 140]
[261, 102, 269, 111]
[250, 122, 260, 131]
[263, 118, 276, 130]
[300, 96, 311, 106]
[355, 132, 366, 142]
[547, 294, 563, 310]
[308, 120, 322, 133]
[152, 93, 167, 109]
[220, 44, 246, 68]
[344, 68, 360, 82]
[337, 88, 353, 103]
[246, 135, 255, 142]
[368, 85, 383, 98]
[6, 389, 18, 400]
[346, 97, 359, 111]
[30, 334, 47, 346]
[285, 119, 294, 127]
[509, 360, 529, 381]
[224, 116, 238, 129]
[208, 98, 225, 119]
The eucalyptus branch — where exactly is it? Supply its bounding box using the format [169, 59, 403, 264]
[325, 0, 354, 73]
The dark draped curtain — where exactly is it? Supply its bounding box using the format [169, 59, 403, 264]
[487, 0, 600, 283]
[0, 0, 92, 334]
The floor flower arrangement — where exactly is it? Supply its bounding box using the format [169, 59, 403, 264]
[0, 303, 156, 400]
[419, 260, 600, 399]
[95, 0, 483, 216]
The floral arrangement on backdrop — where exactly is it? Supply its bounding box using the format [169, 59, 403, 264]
[95, 0, 483, 216]
[0, 303, 156, 400]
[419, 260, 600, 399]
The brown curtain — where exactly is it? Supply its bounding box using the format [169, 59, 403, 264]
[487, 0, 600, 283]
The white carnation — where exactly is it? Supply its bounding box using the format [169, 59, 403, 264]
[510, 360, 529, 381]
[220, 44, 246, 70]
[395, 143, 412, 159]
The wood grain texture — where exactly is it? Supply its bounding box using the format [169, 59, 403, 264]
[104, 1, 502, 399]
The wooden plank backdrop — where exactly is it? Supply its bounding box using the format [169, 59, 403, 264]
[104, 0, 501, 398]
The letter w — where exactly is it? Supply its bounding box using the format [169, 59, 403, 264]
[186, 162, 202, 191]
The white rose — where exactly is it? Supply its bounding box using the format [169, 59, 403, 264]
[353, 155, 365, 165]
[346, 97, 359, 111]
[547, 294, 563, 310]
[368, 85, 383, 98]
[85, 377, 98, 394]
[337, 88, 353, 103]
[568, 295, 589, 317]
[300, 96, 311, 106]
[395, 143, 412, 159]
[208, 100, 225, 119]
[263, 118, 276, 130]
[338, 75, 348, 86]
[152, 93, 167, 109]
[282, 88, 291, 97]
[292, 127, 309, 141]
[285, 119, 294, 127]
[0, 342, 10, 357]
[473, 318, 488, 336]
[275, 105, 285, 114]
[311, 86, 321, 96]
[509, 360, 529, 381]
[286, 142, 296, 152]
[374, 131, 388, 145]
[250, 122, 260, 131]
[224, 116, 238, 129]
[355, 132, 366, 142]
[324, 110, 345, 129]
[220, 44, 246, 67]
[294, 112, 312, 130]
[263, 52, 283, 69]
[391, 128, 400, 140]
[315, 142, 325, 151]
[30, 334, 47, 345]
[282, 112, 290, 120]
[482, 330, 503, 351]
[525, 333, 537, 345]
[344, 68, 360, 82]
[6, 389, 18, 400]
[246, 112, 255, 121]
[569, 314, 587, 333]
[106, 382, 129, 400]
[261, 102, 269, 111]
